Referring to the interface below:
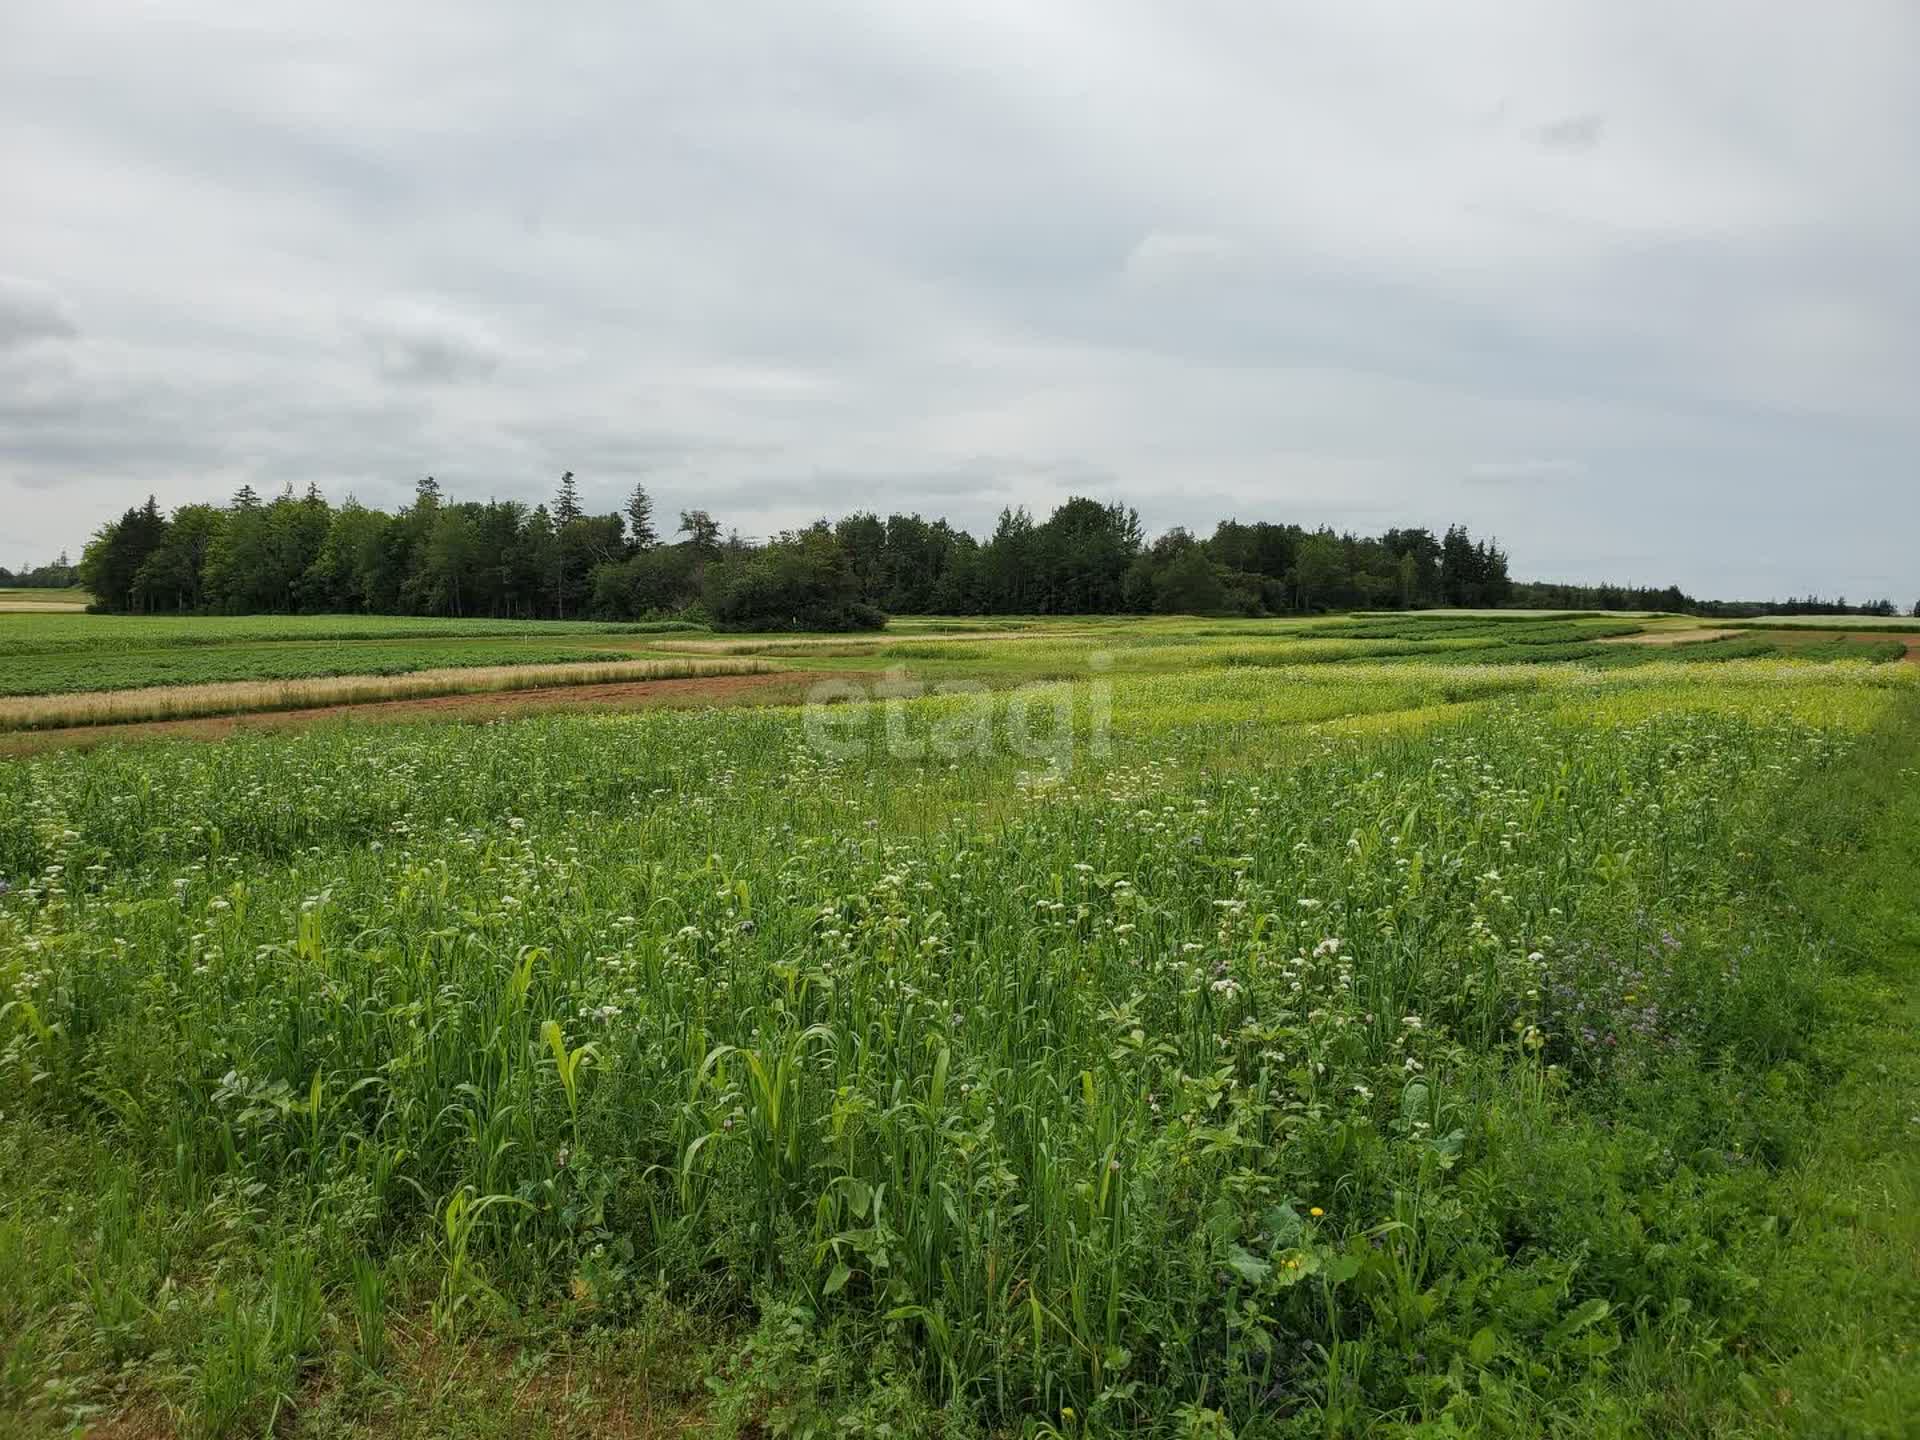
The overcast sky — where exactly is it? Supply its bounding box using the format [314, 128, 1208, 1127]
[3, 2, 1916, 600]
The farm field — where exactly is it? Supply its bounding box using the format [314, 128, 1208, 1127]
[0, 588, 91, 613]
[1, 610, 1910, 740]
[1737, 614, 1920, 629]
[1, 615, 1918, 1438]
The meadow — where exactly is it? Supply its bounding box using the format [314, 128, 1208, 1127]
[0, 613, 1917, 1438]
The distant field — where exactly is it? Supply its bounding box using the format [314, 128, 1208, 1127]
[0, 641, 655, 699]
[2, 611, 1910, 733]
[0, 612, 701, 657]
[0, 586, 90, 612]
[1738, 614, 1920, 629]
[0, 657, 772, 733]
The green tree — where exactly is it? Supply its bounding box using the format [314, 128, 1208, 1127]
[1154, 546, 1230, 614]
[624, 482, 658, 550]
[552, 470, 583, 527]
[678, 510, 721, 551]
[1291, 531, 1346, 612]
[78, 496, 168, 612]
[703, 524, 880, 631]
[133, 503, 223, 612]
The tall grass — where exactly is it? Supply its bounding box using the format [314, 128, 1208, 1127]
[2, 658, 1915, 1432]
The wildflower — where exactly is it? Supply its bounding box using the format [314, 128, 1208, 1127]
[1309, 1206, 1325, 1218]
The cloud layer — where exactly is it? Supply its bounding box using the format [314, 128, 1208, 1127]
[3, 0, 1916, 599]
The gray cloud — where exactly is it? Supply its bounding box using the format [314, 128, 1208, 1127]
[1533, 114, 1605, 152]
[1, 1, 1916, 598]
[1466, 459, 1586, 485]
[362, 301, 504, 384]
[0, 276, 79, 348]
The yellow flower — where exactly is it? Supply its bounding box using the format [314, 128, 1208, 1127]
[1062, 1406, 1076, 1423]
[1309, 1206, 1325, 1218]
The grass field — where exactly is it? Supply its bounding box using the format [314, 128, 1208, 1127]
[2, 614, 1918, 1438]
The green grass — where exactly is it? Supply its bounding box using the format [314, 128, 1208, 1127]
[1, 624, 1917, 1436]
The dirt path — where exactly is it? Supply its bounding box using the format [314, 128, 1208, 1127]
[0, 670, 852, 754]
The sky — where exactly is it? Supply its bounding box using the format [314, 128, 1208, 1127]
[2, 1, 1916, 602]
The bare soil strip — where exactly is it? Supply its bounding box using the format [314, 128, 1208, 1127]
[0, 657, 768, 733]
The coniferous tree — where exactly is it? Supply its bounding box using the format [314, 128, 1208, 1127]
[625, 483, 658, 549]
[553, 470, 583, 526]
[78, 496, 168, 612]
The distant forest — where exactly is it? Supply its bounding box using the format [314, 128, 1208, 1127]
[20, 475, 1918, 629]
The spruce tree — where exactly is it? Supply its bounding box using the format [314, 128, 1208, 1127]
[625, 482, 657, 549]
[554, 470, 583, 526]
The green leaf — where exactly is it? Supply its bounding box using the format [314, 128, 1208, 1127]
[823, 1262, 852, 1296]
[1549, 1297, 1612, 1344]
[1225, 1244, 1272, 1286]
[1324, 1252, 1362, 1285]
[1264, 1203, 1304, 1245]
[1469, 1325, 1498, 1365]
[1273, 1247, 1321, 1287]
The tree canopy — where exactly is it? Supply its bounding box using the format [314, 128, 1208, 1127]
[62, 474, 1893, 624]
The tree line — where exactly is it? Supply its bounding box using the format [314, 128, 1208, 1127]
[58, 474, 1918, 626]
[0, 554, 78, 589]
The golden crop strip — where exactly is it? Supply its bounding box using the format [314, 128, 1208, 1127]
[0, 657, 771, 732]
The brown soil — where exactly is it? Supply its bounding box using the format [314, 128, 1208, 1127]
[0, 670, 854, 755]
[1598, 628, 1741, 646]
